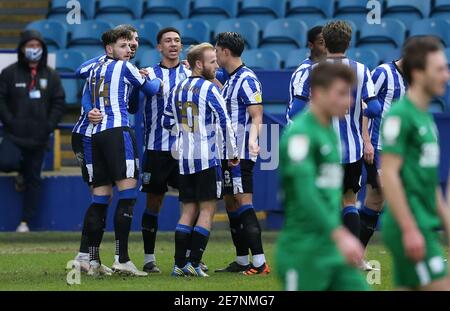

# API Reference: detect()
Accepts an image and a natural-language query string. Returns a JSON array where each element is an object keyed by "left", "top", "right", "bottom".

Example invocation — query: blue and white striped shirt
[
  {"left": 72, "top": 54, "right": 107, "bottom": 137},
  {"left": 292, "top": 57, "right": 376, "bottom": 164},
  {"left": 220, "top": 65, "right": 262, "bottom": 161},
  {"left": 286, "top": 57, "right": 313, "bottom": 122},
  {"left": 86, "top": 58, "right": 148, "bottom": 134},
  {"left": 370, "top": 61, "right": 407, "bottom": 150},
  {"left": 143, "top": 63, "right": 191, "bottom": 151},
  {"left": 163, "top": 77, "right": 238, "bottom": 175}
]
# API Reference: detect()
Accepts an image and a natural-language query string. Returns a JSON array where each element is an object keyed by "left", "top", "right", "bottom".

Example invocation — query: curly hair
[{"left": 322, "top": 21, "right": 352, "bottom": 54}]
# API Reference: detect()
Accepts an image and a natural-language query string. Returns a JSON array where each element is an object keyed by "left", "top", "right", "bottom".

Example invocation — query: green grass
[{"left": 0, "top": 231, "right": 396, "bottom": 291}]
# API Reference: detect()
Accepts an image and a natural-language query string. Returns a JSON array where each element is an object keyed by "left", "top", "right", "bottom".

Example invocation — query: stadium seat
[
  {"left": 346, "top": 48, "right": 380, "bottom": 70},
  {"left": 214, "top": 19, "right": 260, "bottom": 49},
  {"left": 286, "top": 0, "right": 334, "bottom": 28},
  {"left": 409, "top": 19, "right": 450, "bottom": 47},
  {"left": 358, "top": 19, "right": 406, "bottom": 60},
  {"left": 445, "top": 48, "right": 450, "bottom": 66},
  {"left": 129, "top": 20, "right": 161, "bottom": 48},
  {"left": 284, "top": 48, "right": 311, "bottom": 70},
  {"left": 259, "top": 19, "right": 306, "bottom": 60},
  {"left": 431, "top": 0, "right": 450, "bottom": 19},
  {"left": 95, "top": 0, "right": 144, "bottom": 26},
  {"left": 68, "top": 20, "right": 113, "bottom": 59},
  {"left": 238, "top": 0, "right": 286, "bottom": 29},
  {"left": 54, "top": 49, "right": 87, "bottom": 72},
  {"left": 190, "top": 0, "right": 239, "bottom": 31},
  {"left": 334, "top": 0, "right": 371, "bottom": 28},
  {"left": 47, "top": 0, "right": 96, "bottom": 20},
  {"left": 429, "top": 98, "right": 445, "bottom": 113},
  {"left": 382, "top": 48, "right": 402, "bottom": 63},
  {"left": 242, "top": 49, "right": 281, "bottom": 70},
  {"left": 313, "top": 19, "right": 358, "bottom": 47},
  {"left": 135, "top": 48, "right": 162, "bottom": 68},
  {"left": 171, "top": 20, "right": 210, "bottom": 46},
  {"left": 383, "top": 0, "right": 430, "bottom": 29},
  {"left": 25, "top": 20, "right": 67, "bottom": 51},
  {"left": 142, "top": 0, "right": 190, "bottom": 27}
]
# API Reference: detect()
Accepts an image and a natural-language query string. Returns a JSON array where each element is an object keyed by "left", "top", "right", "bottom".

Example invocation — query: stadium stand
[
  {"left": 346, "top": 47, "right": 380, "bottom": 69},
  {"left": 409, "top": 18, "right": 450, "bottom": 47},
  {"left": 259, "top": 18, "right": 306, "bottom": 60},
  {"left": 54, "top": 49, "right": 86, "bottom": 105},
  {"left": 25, "top": 19, "right": 67, "bottom": 51},
  {"left": 47, "top": 0, "right": 96, "bottom": 20},
  {"left": 135, "top": 48, "right": 162, "bottom": 68},
  {"left": 190, "top": 0, "right": 239, "bottom": 31},
  {"left": 333, "top": 0, "right": 371, "bottom": 28},
  {"left": 431, "top": 0, "right": 450, "bottom": 19},
  {"left": 214, "top": 19, "right": 260, "bottom": 49},
  {"left": 242, "top": 49, "right": 282, "bottom": 70},
  {"left": 383, "top": 0, "right": 430, "bottom": 29},
  {"left": 95, "top": 0, "right": 144, "bottom": 26},
  {"left": 284, "top": 48, "right": 311, "bottom": 70},
  {"left": 142, "top": 0, "right": 190, "bottom": 27},
  {"left": 67, "top": 20, "right": 113, "bottom": 59},
  {"left": 238, "top": 0, "right": 286, "bottom": 29},
  {"left": 286, "top": 0, "right": 334, "bottom": 28},
  {"left": 171, "top": 19, "right": 210, "bottom": 45},
  {"left": 129, "top": 20, "right": 161, "bottom": 48}
]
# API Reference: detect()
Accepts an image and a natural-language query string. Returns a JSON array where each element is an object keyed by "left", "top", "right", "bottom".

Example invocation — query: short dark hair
[
  {"left": 215, "top": 32, "right": 245, "bottom": 57},
  {"left": 307, "top": 26, "right": 323, "bottom": 44},
  {"left": 101, "top": 28, "right": 132, "bottom": 48},
  {"left": 402, "top": 36, "right": 443, "bottom": 84},
  {"left": 322, "top": 21, "right": 352, "bottom": 53},
  {"left": 157, "top": 27, "right": 181, "bottom": 43},
  {"left": 310, "top": 62, "right": 355, "bottom": 91},
  {"left": 114, "top": 24, "right": 137, "bottom": 34}
]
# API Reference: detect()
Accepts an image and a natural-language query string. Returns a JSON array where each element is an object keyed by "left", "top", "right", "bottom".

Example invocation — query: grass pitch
[{"left": 0, "top": 231, "right": 400, "bottom": 291}]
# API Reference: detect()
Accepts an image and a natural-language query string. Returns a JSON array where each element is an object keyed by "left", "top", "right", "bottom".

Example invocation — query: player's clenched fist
[{"left": 88, "top": 108, "right": 103, "bottom": 125}]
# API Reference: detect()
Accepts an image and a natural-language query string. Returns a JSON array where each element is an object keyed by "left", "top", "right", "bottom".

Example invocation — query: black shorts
[
  {"left": 221, "top": 159, "right": 255, "bottom": 196},
  {"left": 140, "top": 150, "right": 179, "bottom": 194},
  {"left": 92, "top": 127, "right": 139, "bottom": 188},
  {"left": 71, "top": 132, "right": 93, "bottom": 185},
  {"left": 343, "top": 158, "right": 363, "bottom": 194},
  {"left": 179, "top": 166, "right": 222, "bottom": 203},
  {"left": 365, "top": 149, "right": 381, "bottom": 189}
]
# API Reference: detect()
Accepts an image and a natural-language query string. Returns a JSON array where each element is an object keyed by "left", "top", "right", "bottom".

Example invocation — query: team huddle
[
  {"left": 71, "top": 25, "right": 268, "bottom": 277},
  {"left": 69, "top": 19, "right": 450, "bottom": 290}
]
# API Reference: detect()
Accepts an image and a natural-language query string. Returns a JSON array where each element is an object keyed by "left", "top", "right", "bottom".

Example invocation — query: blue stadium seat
[
  {"left": 383, "top": 0, "right": 430, "bottom": 29},
  {"left": 53, "top": 50, "right": 87, "bottom": 106},
  {"left": 54, "top": 49, "right": 87, "bottom": 72},
  {"left": 259, "top": 19, "right": 306, "bottom": 60},
  {"left": 238, "top": 0, "right": 286, "bottom": 30},
  {"left": 242, "top": 49, "right": 281, "bottom": 70},
  {"left": 445, "top": 48, "right": 450, "bottom": 66},
  {"left": 47, "top": 0, "right": 96, "bottom": 20},
  {"left": 96, "top": 0, "right": 144, "bottom": 25},
  {"left": 142, "top": 0, "right": 190, "bottom": 27},
  {"left": 214, "top": 19, "right": 260, "bottom": 49},
  {"left": 313, "top": 19, "right": 358, "bottom": 47},
  {"left": 358, "top": 19, "right": 406, "bottom": 60},
  {"left": 346, "top": 48, "right": 380, "bottom": 70},
  {"left": 68, "top": 20, "right": 113, "bottom": 59},
  {"left": 129, "top": 20, "right": 161, "bottom": 48},
  {"left": 135, "top": 48, "right": 162, "bottom": 68},
  {"left": 171, "top": 20, "right": 210, "bottom": 45},
  {"left": 429, "top": 98, "right": 445, "bottom": 113},
  {"left": 382, "top": 48, "right": 402, "bottom": 63},
  {"left": 26, "top": 20, "right": 67, "bottom": 51},
  {"left": 286, "top": 0, "right": 334, "bottom": 28},
  {"left": 190, "top": 0, "right": 239, "bottom": 31},
  {"left": 431, "top": 0, "right": 450, "bottom": 19},
  {"left": 409, "top": 19, "right": 450, "bottom": 47},
  {"left": 69, "top": 46, "right": 105, "bottom": 61},
  {"left": 333, "top": 0, "right": 370, "bottom": 29},
  {"left": 284, "top": 48, "right": 311, "bottom": 70}
]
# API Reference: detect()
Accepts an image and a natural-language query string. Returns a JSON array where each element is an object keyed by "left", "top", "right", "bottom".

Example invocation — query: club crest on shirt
[
  {"left": 383, "top": 116, "right": 401, "bottom": 144},
  {"left": 288, "top": 135, "right": 309, "bottom": 162}
]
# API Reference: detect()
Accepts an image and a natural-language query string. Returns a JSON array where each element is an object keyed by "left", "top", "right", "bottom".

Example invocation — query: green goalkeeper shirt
[
  {"left": 278, "top": 110, "right": 343, "bottom": 250},
  {"left": 381, "top": 96, "right": 441, "bottom": 231}
]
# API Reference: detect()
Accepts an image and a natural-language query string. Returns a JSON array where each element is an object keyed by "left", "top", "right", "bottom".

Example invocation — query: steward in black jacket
[{"left": 0, "top": 29, "right": 66, "bottom": 232}]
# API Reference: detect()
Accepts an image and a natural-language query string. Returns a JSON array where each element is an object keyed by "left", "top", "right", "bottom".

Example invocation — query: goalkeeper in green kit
[
  {"left": 276, "top": 62, "right": 369, "bottom": 291},
  {"left": 381, "top": 36, "right": 450, "bottom": 291}
]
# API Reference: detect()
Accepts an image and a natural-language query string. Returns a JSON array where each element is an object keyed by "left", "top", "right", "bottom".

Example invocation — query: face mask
[{"left": 25, "top": 47, "right": 43, "bottom": 62}]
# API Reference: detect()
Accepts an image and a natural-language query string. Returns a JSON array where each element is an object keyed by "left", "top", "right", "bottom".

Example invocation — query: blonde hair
[{"left": 187, "top": 42, "right": 215, "bottom": 70}]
